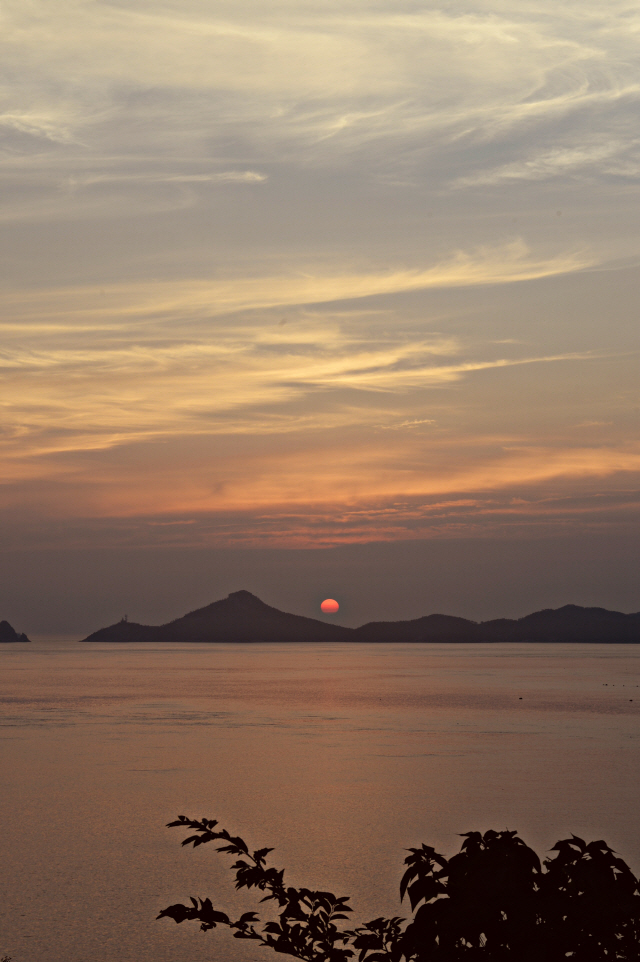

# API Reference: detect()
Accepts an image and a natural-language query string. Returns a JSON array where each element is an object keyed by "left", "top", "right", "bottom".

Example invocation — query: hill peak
[{"left": 227, "top": 590, "right": 265, "bottom": 605}]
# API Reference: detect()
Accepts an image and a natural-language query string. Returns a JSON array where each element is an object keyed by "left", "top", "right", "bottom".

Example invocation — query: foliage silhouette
[{"left": 158, "top": 816, "right": 640, "bottom": 960}]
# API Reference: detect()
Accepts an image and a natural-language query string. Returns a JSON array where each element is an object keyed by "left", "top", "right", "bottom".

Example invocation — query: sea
[{"left": 1, "top": 640, "right": 639, "bottom": 962}]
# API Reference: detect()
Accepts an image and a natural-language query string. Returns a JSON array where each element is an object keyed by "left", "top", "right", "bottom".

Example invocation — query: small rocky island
[
  {"left": 0, "top": 620, "right": 31, "bottom": 643},
  {"left": 80, "top": 590, "right": 640, "bottom": 644}
]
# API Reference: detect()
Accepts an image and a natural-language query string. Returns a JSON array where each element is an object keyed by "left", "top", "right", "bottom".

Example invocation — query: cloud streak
[
  {"left": 3, "top": 1, "right": 640, "bottom": 195},
  {"left": 0, "top": 239, "right": 599, "bottom": 473},
  {"left": 0, "top": 0, "right": 638, "bottom": 549},
  {"left": 0, "top": 239, "right": 594, "bottom": 319}
]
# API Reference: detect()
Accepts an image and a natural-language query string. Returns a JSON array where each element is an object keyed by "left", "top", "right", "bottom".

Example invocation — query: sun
[{"left": 320, "top": 598, "right": 339, "bottom": 613}]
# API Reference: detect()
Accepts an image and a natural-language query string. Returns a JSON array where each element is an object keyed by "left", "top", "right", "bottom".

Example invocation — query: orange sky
[{"left": 1, "top": 0, "right": 639, "bottom": 629}]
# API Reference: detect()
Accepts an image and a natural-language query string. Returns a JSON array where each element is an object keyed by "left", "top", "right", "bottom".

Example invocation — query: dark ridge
[
  {"left": 352, "top": 613, "right": 479, "bottom": 643},
  {"left": 81, "top": 590, "right": 353, "bottom": 643},
  {"left": 79, "top": 593, "right": 640, "bottom": 644},
  {"left": 0, "top": 620, "right": 30, "bottom": 643},
  {"left": 79, "top": 620, "right": 162, "bottom": 644},
  {"left": 480, "top": 604, "right": 640, "bottom": 643},
  {"left": 357, "top": 604, "right": 640, "bottom": 644}
]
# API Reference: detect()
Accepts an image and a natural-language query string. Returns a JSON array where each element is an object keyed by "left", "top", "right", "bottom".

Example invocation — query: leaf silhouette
[{"left": 158, "top": 816, "right": 640, "bottom": 960}]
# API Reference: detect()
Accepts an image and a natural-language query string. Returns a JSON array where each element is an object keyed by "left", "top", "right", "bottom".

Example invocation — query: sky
[{"left": 1, "top": 0, "right": 639, "bottom": 634}]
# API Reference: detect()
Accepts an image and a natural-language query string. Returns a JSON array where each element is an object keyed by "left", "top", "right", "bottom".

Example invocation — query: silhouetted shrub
[{"left": 158, "top": 816, "right": 640, "bottom": 960}]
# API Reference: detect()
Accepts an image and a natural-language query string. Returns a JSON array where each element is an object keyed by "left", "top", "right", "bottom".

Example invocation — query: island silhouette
[
  {"left": 0, "top": 620, "right": 30, "bottom": 643},
  {"left": 79, "top": 590, "right": 640, "bottom": 643}
]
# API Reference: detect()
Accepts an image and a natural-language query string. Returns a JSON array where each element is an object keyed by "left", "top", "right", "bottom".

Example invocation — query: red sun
[{"left": 320, "top": 598, "right": 339, "bottom": 613}]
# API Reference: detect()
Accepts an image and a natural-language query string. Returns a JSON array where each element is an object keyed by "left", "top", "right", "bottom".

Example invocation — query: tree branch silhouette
[{"left": 158, "top": 816, "right": 640, "bottom": 960}]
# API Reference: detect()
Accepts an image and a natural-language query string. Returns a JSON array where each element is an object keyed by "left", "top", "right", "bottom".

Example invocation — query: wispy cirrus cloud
[
  {"left": 1, "top": 0, "right": 639, "bottom": 554},
  {"left": 453, "top": 141, "right": 636, "bottom": 187},
  {"left": 0, "top": 238, "right": 596, "bottom": 460},
  {"left": 64, "top": 170, "right": 267, "bottom": 188},
  {"left": 3, "top": 0, "right": 640, "bottom": 189},
  {"left": 0, "top": 239, "right": 594, "bottom": 318}
]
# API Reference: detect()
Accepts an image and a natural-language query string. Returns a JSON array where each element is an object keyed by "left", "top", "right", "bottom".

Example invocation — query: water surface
[{"left": 1, "top": 641, "right": 639, "bottom": 961}]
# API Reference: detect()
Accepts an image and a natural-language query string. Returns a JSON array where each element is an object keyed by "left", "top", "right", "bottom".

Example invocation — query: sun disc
[{"left": 320, "top": 598, "right": 339, "bottom": 613}]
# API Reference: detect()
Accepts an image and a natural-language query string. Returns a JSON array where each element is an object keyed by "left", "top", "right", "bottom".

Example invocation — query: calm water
[{"left": 1, "top": 641, "right": 639, "bottom": 962}]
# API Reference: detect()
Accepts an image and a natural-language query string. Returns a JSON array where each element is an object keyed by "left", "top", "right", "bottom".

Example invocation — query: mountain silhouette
[
  {"left": 0, "top": 620, "right": 30, "bottom": 643},
  {"left": 80, "top": 592, "right": 640, "bottom": 643},
  {"left": 356, "top": 604, "right": 640, "bottom": 644},
  {"left": 353, "top": 612, "right": 479, "bottom": 644},
  {"left": 482, "top": 604, "right": 640, "bottom": 643},
  {"left": 81, "top": 590, "right": 353, "bottom": 643}
]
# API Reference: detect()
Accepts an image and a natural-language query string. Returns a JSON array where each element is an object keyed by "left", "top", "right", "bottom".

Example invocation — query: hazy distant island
[
  {"left": 79, "top": 590, "right": 640, "bottom": 644},
  {"left": 0, "top": 620, "right": 30, "bottom": 643}
]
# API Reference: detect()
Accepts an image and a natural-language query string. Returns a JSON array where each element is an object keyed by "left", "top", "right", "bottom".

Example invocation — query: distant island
[
  {"left": 0, "top": 620, "right": 30, "bottom": 643},
  {"left": 79, "top": 590, "right": 640, "bottom": 644}
]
